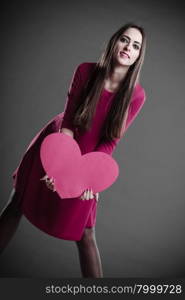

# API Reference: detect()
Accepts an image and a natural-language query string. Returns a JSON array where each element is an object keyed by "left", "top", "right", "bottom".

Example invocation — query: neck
[
  {"left": 104, "top": 63, "right": 129, "bottom": 92},
  {"left": 110, "top": 63, "right": 129, "bottom": 83}
]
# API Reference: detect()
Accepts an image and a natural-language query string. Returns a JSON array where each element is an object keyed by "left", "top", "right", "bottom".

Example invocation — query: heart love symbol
[{"left": 40, "top": 133, "right": 119, "bottom": 199}]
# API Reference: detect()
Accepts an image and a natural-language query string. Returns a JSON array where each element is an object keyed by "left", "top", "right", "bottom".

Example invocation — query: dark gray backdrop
[{"left": 0, "top": 0, "right": 185, "bottom": 278}]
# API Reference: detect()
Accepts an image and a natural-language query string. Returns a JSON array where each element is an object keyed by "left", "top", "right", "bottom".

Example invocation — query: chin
[{"left": 117, "top": 57, "right": 129, "bottom": 67}]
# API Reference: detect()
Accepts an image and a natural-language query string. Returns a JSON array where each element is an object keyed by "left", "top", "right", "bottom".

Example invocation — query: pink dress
[{"left": 12, "top": 62, "right": 146, "bottom": 241}]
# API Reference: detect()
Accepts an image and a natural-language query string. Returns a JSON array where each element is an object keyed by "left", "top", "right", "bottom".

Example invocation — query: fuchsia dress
[{"left": 12, "top": 62, "right": 146, "bottom": 241}]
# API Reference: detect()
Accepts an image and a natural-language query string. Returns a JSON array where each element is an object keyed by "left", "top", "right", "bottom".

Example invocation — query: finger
[
  {"left": 90, "top": 188, "right": 94, "bottom": 199},
  {"left": 84, "top": 190, "right": 88, "bottom": 200},
  {"left": 46, "top": 182, "right": 54, "bottom": 190},
  {"left": 86, "top": 189, "right": 90, "bottom": 200},
  {"left": 40, "top": 175, "right": 48, "bottom": 181},
  {"left": 50, "top": 181, "right": 56, "bottom": 192},
  {"left": 46, "top": 180, "right": 53, "bottom": 186},
  {"left": 95, "top": 193, "right": 99, "bottom": 202},
  {"left": 48, "top": 178, "right": 52, "bottom": 182},
  {"left": 80, "top": 191, "right": 85, "bottom": 200},
  {"left": 51, "top": 179, "right": 56, "bottom": 189},
  {"left": 45, "top": 176, "right": 50, "bottom": 183},
  {"left": 46, "top": 185, "right": 52, "bottom": 190},
  {"left": 80, "top": 192, "right": 83, "bottom": 200}
]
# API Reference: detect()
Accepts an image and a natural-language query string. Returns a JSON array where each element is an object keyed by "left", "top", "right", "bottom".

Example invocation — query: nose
[{"left": 124, "top": 42, "right": 131, "bottom": 51}]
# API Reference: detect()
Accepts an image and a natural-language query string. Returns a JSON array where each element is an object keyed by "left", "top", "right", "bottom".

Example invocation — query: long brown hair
[{"left": 73, "top": 22, "right": 146, "bottom": 143}]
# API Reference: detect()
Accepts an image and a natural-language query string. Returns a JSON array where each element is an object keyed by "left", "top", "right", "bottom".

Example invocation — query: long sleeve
[
  {"left": 61, "top": 64, "right": 84, "bottom": 131},
  {"left": 94, "top": 86, "right": 146, "bottom": 156}
]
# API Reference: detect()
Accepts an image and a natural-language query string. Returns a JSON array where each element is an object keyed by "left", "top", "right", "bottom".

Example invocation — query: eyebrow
[{"left": 121, "top": 34, "right": 141, "bottom": 45}]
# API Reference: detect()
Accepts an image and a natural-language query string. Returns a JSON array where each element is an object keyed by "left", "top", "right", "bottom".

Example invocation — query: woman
[{"left": 0, "top": 22, "right": 146, "bottom": 278}]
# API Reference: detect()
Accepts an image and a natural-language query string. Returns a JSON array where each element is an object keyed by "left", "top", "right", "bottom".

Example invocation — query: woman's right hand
[{"left": 40, "top": 174, "right": 56, "bottom": 192}]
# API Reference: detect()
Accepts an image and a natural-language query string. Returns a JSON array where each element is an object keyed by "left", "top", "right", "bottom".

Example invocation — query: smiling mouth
[{"left": 119, "top": 51, "right": 130, "bottom": 58}]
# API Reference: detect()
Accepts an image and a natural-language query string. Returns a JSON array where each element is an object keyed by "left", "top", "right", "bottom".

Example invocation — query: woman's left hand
[{"left": 80, "top": 188, "right": 99, "bottom": 202}]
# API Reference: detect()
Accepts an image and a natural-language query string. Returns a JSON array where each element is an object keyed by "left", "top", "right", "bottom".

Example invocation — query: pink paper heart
[{"left": 40, "top": 133, "right": 119, "bottom": 198}]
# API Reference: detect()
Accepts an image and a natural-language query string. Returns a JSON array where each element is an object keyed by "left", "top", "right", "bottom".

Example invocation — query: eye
[
  {"left": 133, "top": 44, "right": 140, "bottom": 50},
  {"left": 120, "top": 36, "right": 128, "bottom": 43}
]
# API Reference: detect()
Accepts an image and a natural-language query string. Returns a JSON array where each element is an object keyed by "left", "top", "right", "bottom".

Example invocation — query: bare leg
[
  {"left": 75, "top": 227, "right": 103, "bottom": 278},
  {"left": 0, "top": 188, "right": 23, "bottom": 255}
]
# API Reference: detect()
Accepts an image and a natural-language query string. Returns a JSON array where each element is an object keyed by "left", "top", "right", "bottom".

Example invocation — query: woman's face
[{"left": 113, "top": 27, "right": 143, "bottom": 67}]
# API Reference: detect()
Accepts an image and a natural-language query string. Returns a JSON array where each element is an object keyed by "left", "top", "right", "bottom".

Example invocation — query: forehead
[{"left": 121, "top": 27, "right": 142, "bottom": 44}]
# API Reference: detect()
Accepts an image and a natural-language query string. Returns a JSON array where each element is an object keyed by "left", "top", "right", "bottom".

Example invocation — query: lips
[{"left": 120, "top": 51, "right": 130, "bottom": 58}]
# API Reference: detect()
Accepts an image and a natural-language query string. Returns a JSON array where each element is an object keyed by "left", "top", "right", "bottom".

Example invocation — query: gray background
[{"left": 0, "top": 0, "right": 185, "bottom": 278}]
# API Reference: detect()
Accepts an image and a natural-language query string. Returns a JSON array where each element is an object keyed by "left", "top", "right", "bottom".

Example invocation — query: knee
[
  {"left": 76, "top": 227, "right": 96, "bottom": 247},
  {"left": 8, "top": 189, "right": 22, "bottom": 216}
]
